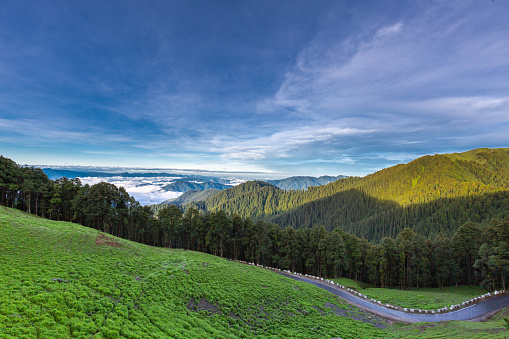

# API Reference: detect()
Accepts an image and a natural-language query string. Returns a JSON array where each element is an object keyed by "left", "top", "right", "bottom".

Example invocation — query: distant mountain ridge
[
  {"left": 149, "top": 189, "right": 221, "bottom": 215},
  {"left": 162, "top": 180, "right": 231, "bottom": 192},
  {"left": 267, "top": 175, "right": 346, "bottom": 190},
  {"left": 42, "top": 167, "right": 347, "bottom": 195},
  {"left": 42, "top": 168, "right": 120, "bottom": 180},
  {"left": 162, "top": 189, "right": 220, "bottom": 205}
]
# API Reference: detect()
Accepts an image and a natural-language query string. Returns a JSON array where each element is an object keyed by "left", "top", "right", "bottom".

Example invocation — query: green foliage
[
  {"left": 474, "top": 218, "right": 509, "bottom": 291},
  {"left": 3, "top": 153, "right": 509, "bottom": 291}
]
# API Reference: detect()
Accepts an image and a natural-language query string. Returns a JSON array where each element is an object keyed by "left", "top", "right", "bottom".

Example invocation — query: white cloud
[
  {"left": 75, "top": 174, "right": 254, "bottom": 205},
  {"left": 252, "top": 1, "right": 509, "bottom": 164},
  {"left": 370, "top": 152, "right": 425, "bottom": 162},
  {"left": 215, "top": 125, "right": 375, "bottom": 161},
  {"left": 374, "top": 23, "right": 404, "bottom": 38},
  {"left": 424, "top": 96, "right": 509, "bottom": 113}
]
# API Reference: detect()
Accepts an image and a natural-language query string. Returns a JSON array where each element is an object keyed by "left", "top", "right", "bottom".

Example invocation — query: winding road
[{"left": 280, "top": 272, "right": 509, "bottom": 322}]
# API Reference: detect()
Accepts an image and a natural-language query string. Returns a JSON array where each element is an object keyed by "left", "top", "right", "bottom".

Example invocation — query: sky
[{"left": 1, "top": 0, "right": 509, "bottom": 177}]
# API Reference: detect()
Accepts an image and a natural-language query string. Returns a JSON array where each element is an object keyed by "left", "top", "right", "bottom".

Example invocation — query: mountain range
[
  {"left": 149, "top": 176, "right": 346, "bottom": 213},
  {"left": 162, "top": 180, "right": 230, "bottom": 192},
  {"left": 39, "top": 148, "right": 509, "bottom": 242},
  {"left": 183, "top": 148, "right": 509, "bottom": 241},
  {"left": 41, "top": 167, "right": 347, "bottom": 197}
]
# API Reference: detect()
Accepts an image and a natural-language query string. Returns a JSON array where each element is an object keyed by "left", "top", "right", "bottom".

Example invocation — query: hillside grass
[
  {"left": 361, "top": 285, "right": 489, "bottom": 311},
  {"left": 0, "top": 206, "right": 387, "bottom": 338},
  {"left": 329, "top": 277, "right": 488, "bottom": 311},
  {"left": 330, "top": 277, "right": 366, "bottom": 290},
  {"left": 389, "top": 307, "right": 509, "bottom": 338}
]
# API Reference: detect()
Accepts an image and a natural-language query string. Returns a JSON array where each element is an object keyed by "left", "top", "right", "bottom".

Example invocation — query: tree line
[
  {"left": 161, "top": 209, "right": 508, "bottom": 292},
  {"left": 1, "top": 155, "right": 508, "bottom": 291}
]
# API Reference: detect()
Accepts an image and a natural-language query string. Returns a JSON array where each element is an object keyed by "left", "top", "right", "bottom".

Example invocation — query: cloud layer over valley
[{"left": 78, "top": 177, "right": 184, "bottom": 206}]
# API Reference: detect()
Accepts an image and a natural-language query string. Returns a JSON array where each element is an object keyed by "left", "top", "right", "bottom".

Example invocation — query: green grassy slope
[
  {"left": 362, "top": 285, "right": 488, "bottom": 311},
  {"left": 390, "top": 308, "right": 509, "bottom": 339},
  {"left": 0, "top": 206, "right": 388, "bottom": 339},
  {"left": 330, "top": 277, "right": 488, "bottom": 311}
]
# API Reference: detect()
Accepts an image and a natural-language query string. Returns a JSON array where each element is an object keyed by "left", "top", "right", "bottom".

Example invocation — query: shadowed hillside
[{"left": 269, "top": 189, "right": 509, "bottom": 241}]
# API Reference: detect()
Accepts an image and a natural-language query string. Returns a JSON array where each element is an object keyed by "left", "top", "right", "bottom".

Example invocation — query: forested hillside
[
  {"left": 270, "top": 189, "right": 509, "bottom": 241},
  {"left": 149, "top": 189, "right": 220, "bottom": 215},
  {"left": 190, "top": 148, "right": 509, "bottom": 240},
  {"left": 2, "top": 153, "right": 509, "bottom": 292},
  {"left": 162, "top": 180, "right": 230, "bottom": 192}
]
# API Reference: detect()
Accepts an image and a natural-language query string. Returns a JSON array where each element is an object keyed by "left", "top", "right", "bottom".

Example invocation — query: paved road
[{"left": 280, "top": 272, "right": 509, "bottom": 322}]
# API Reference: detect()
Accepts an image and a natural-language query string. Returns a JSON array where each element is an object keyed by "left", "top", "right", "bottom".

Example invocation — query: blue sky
[{"left": 1, "top": 0, "right": 508, "bottom": 176}]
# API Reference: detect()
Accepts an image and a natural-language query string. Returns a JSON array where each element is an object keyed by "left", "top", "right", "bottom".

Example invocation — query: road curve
[{"left": 279, "top": 272, "right": 509, "bottom": 322}]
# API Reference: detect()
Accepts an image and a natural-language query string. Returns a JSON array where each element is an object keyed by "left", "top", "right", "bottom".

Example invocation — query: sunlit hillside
[{"left": 0, "top": 206, "right": 387, "bottom": 338}]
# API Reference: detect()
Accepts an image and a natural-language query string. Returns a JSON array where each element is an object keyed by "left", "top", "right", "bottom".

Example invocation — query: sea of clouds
[
  {"left": 78, "top": 176, "right": 184, "bottom": 205},
  {"left": 38, "top": 165, "right": 284, "bottom": 206}
]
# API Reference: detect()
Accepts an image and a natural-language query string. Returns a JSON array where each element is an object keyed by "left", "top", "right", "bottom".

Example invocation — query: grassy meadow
[
  {"left": 389, "top": 308, "right": 509, "bottom": 338},
  {"left": 0, "top": 206, "right": 387, "bottom": 338},
  {"left": 331, "top": 277, "right": 488, "bottom": 311},
  {"left": 330, "top": 277, "right": 365, "bottom": 291},
  {"left": 361, "top": 285, "right": 489, "bottom": 311},
  {"left": 1, "top": 206, "right": 508, "bottom": 338}
]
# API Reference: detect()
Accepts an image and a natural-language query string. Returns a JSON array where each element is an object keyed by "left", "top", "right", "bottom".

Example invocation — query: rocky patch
[
  {"left": 95, "top": 233, "right": 121, "bottom": 247},
  {"left": 187, "top": 297, "right": 220, "bottom": 316}
]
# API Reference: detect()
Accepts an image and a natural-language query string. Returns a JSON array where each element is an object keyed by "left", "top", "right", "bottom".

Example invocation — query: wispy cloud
[
  {"left": 214, "top": 125, "right": 375, "bottom": 161},
  {"left": 414, "top": 96, "right": 509, "bottom": 119},
  {"left": 0, "top": 118, "right": 134, "bottom": 145},
  {"left": 375, "top": 23, "right": 404, "bottom": 38},
  {"left": 257, "top": 1, "right": 509, "bottom": 152}
]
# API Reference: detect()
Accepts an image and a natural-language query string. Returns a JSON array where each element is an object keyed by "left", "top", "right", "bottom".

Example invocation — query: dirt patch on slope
[
  {"left": 95, "top": 233, "right": 121, "bottom": 247},
  {"left": 187, "top": 298, "right": 220, "bottom": 316},
  {"left": 324, "top": 303, "right": 390, "bottom": 329}
]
